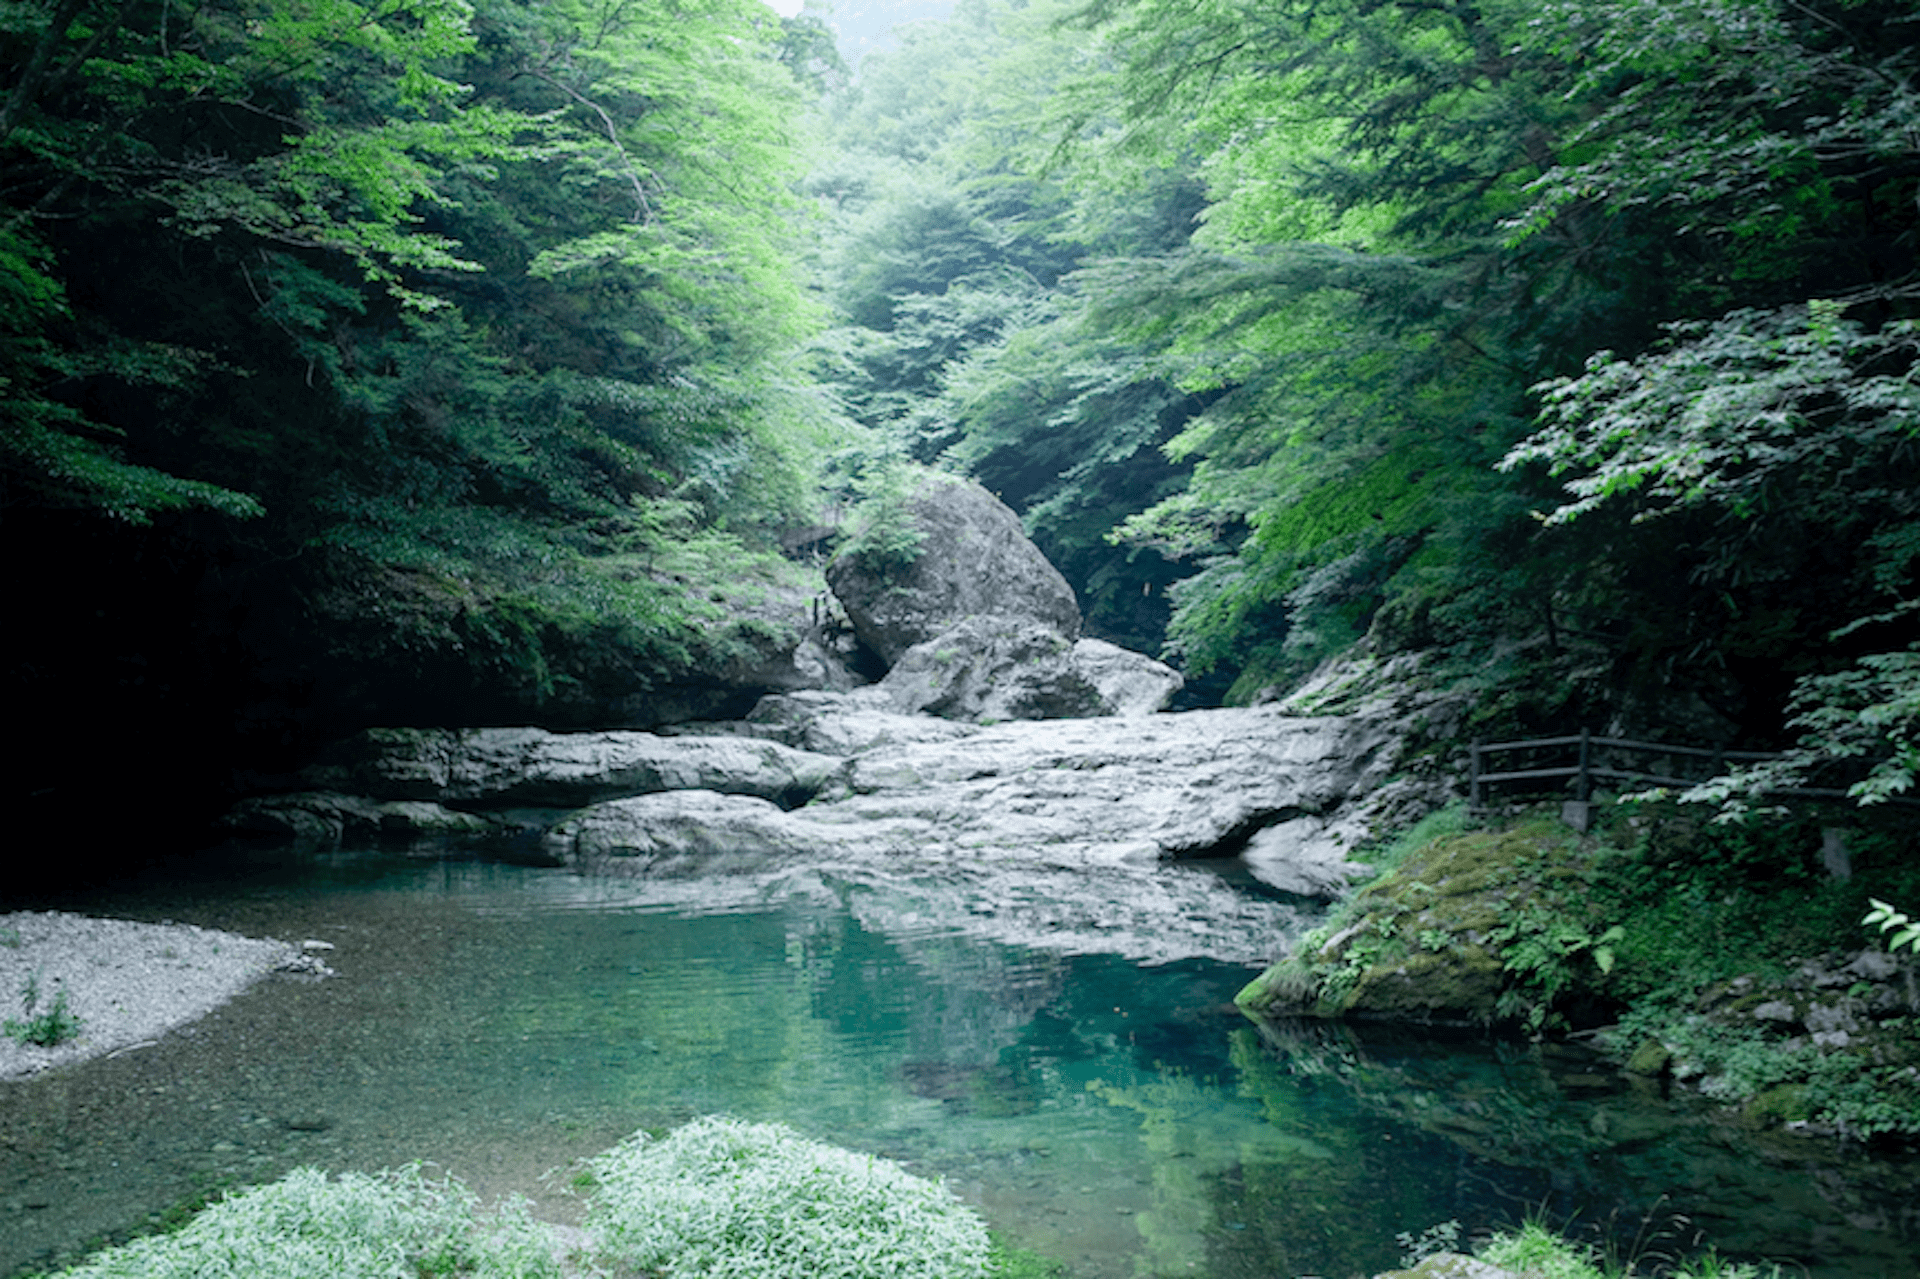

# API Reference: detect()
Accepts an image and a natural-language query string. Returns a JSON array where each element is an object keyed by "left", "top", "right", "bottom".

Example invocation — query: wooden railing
[
  {"left": 1469, "top": 729, "right": 1777, "bottom": 809},
  {"left": 1468, "top": 729, "right": 1919, "bottom": 809}
]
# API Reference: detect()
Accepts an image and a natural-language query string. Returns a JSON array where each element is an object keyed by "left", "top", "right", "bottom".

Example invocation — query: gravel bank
[{"left": 0, "top": 911, "right": 327, "bottom": 1080}]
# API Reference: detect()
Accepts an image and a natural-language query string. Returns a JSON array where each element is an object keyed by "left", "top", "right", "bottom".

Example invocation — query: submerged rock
[{"left": 1372, "top": 1256, "right": 1522, "bottom": 1279}]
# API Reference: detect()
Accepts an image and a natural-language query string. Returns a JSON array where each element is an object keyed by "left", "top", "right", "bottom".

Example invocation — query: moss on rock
[
  {"left": 1624, "top": 1038, "right": 1671, "bottom": 1077},
  {"left": 1239, "top": 815, "right": 1621, "bottom": 1029}
]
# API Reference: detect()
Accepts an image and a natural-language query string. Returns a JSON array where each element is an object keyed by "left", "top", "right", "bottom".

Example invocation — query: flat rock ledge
[
  {"left": 0, "top": 912, "right": 325, "bottom": 1080},
  {"left": 228, "top": 696, "right": 1413, "bottom": 923}
]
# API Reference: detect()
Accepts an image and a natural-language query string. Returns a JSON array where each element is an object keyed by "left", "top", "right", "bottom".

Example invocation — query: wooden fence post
[
  {"left": 1577, "top": 727, "right": 1591, "bottom": 802},
  {"left": 1470, "top": 737, "right": 1483, "bottom": 810}
]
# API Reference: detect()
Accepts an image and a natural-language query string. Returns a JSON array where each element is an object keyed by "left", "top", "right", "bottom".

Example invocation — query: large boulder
[
  {"left": 547, "top": 791, "right": 831, "bottom": 873},
  {"left": 879, "top": 618, "right": 1102, "bottom": 722},
  {"left": 877, "top": 622, "right": 1185, "bottom": 723},
  {"left": 300, "top": 726, "right": 842, "bottom": 809},
  {"left": 1067, "top": 639, "right": 1184, "bottom": 716},
  {"left": 745, "top": 690, "right": 981, "bottom": 756},
  {"left": 826, "top": 475, "right": 1080, "bottom": 667}
]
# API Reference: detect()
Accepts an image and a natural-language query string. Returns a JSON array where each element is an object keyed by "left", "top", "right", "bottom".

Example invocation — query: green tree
[
  {"left": 1488, "top": 0, "right": 1920, "bottom": 793},
  {"left": 1053, "top": 0, "right": 1919, "bottom": 719},
  {"left": 2, "top": 0, "right": 841, "bottom": 850}
]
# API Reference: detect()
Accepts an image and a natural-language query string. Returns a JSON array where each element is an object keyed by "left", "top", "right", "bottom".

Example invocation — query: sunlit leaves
[
  {"left": 1509, "top": 0, "right": 1920, "bottom": 260},
  {"left": 1504, "top": 303, "right": 1920, "bottom": 526},
  {"left": 1863, "top": 898, "right": 1920, "bottom": 954},
  {"left": 507, "top": 0, "right": 817, "bottom": 358}
]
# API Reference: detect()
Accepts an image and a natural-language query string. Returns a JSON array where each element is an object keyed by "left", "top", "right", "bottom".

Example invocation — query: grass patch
[
  {"left": 1473, "top": 1217, "right": 1792, "bottom": 1279},
  {"left": 986, "top": 1234, "right": 1067, "bottom": 1279},
  {"left": 29, "top": 1118, "right": 1033, "bottom": 1279},
  {"left": 1353, "top": 799, "right": 1473, "bottom": 874},
  {"left": 587, "top": 1116, "right": 989, "bottom": 1279},
  {"left": 4, "top": 973, "right": 83, "bottom": 1048},
  {"left": 40, "top": 1165, "right": 557, "bottom": 1279}
]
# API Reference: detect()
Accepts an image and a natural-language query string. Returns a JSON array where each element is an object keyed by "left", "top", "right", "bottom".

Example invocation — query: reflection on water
[{"left": 2, "top": 849, "right": 1915, "bottom": 1278}]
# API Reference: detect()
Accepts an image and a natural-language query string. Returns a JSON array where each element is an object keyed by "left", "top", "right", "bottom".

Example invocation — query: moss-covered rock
[
  {"left": 1337, "top": 946, "right": 1507, "bottom": 1023},
  {"left": 1743, "top": 1083, "right": 1814, "bottom": 1130},
  {"left": 1624, "top": 1038, "right": 1670, "bottom": 1077},
  {"left": 1242, "top": 800, "right": 1920, "bottom": 1140},
  {"left": 1239, "top": 816, "right": 1621, "bottom": 1029}
]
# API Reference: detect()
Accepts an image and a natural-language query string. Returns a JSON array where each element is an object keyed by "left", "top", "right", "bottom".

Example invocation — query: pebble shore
[{"left": 0, "top": 911, "right": 325, "bottom": 1080}]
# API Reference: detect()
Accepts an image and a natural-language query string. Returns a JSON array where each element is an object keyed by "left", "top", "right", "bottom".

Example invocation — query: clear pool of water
[{"left": 3, "top": 848, "right": 1915, "bottom": 1278}]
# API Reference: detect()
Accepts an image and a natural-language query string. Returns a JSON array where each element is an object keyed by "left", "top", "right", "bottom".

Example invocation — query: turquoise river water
[{"left": 3, "top": 846, "right": 1916, "bottom": 1278}]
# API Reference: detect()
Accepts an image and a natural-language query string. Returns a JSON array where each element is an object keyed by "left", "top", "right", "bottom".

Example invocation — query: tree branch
[{"left": 517, "top": 64, "right": 656, "bottom": 223}]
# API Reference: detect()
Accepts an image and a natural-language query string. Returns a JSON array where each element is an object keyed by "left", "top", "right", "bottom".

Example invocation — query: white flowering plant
[
  {"left": 49, "top": 1165, "right": 558, "bottom": 1279},
  {"left": 585, "top": 1116, "right": 991, "bottom": 1279}
]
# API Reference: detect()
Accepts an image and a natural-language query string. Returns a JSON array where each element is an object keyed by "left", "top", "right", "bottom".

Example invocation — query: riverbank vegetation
[
  {"left": 30, "top": 1118, "right": 1016, "bottom": 1279},
  {"left": 18, "top": 1117, "right": 1801, "bottom": 1279},
  {"left": 1471, "top": 1217, "right": 1788, "bottom": 1279},
  {"left": 1240, "top": 801, "right": 1920, "bottom": 1138}
]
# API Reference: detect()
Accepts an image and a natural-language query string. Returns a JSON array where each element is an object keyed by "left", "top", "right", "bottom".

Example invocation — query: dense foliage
[
  {"left": 0, "top": 0, "right": 846, "bottom": 843},
  {"left": 811, "top": 0, "right": 1920, "bottom": 792},
  {"left": 8, "top": 0, "right": 1918, "bottom": 840}
]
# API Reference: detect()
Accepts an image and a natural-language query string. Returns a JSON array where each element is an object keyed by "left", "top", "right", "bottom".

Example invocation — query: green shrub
[
  {"left": 835, "top": 459, "right": 935, "bottom": 575},
  {"left": 5, "top": 973, "right": 84, "bottom": 1048},
  {"left": 586, "top": 1116, "right": 990, "bottom": 1279},
  {"left": 1472, "top": 1217, "right": 1789, "bottom": 1279},
  {"left": 47, "top": 1165, "right": 557, "bottom": 1279}
]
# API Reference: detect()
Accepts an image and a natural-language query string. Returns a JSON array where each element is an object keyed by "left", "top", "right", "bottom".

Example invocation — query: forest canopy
[
  {"left": 3, "top": 0, "right": 1916, "bottom": 830},
  {"left": 808, "top": 0, "right": 1918, "bottom": 796}
]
